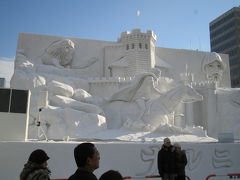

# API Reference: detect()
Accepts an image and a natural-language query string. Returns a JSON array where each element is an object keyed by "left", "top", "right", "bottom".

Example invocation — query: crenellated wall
[{"left": 118, "top": 29, "right": 157, "bottom": 76}]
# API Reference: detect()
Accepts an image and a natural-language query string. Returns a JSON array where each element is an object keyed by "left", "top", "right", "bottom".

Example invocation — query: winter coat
[
  {"left": 20, "top": 161, "right": 51, "bottom": 180},
  {"left": 68, "top": 169, "right": 98, "bottom": 180},
  {"left": 176, "top": 150, "right": 187, "bottom": 176},
  {"left": 157, "top": 145, "right": 177, "bottom": 176}
]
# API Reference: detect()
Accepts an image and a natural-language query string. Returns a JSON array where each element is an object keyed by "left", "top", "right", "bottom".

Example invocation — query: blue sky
[{"left": 0, "top": 0, "right": 239, "bottom": 59}]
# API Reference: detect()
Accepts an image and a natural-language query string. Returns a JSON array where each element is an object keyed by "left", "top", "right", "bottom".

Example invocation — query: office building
[{"left": 210, "top": 7, "right": 240, "bottom": 87}]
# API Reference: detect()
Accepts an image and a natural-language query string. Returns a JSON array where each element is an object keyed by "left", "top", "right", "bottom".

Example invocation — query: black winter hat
[{"left": 28, "top": 149, "right": 50, "bottom": 164}]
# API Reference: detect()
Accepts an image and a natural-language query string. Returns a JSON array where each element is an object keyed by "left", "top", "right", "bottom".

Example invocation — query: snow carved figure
[
  {"left": 202, "top": 52, "right": 226, "bottom": 84},
  {"left": 104, "top": 82, "right": 203, "bottom": 132},
  {"left": 41, "top": 39, "right": 75, "bottom": 68}
]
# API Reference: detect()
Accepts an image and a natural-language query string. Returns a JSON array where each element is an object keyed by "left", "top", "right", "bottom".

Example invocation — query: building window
[
  {"left": 0, "top": 78, "right": 5, "bottom": 88},
  {"left": 210, "top": 12, "right": 235, "bottom": 30},
  {"left": 145, "top": 44, "right": 148, "bottom": 49},
  {"left": 132, "top": 43, "right": 134, "bottom": 49},
  {"left": 139, "top": 43, "right": 142, "bottom": 49},
  {"left": 126, "top": 44, "right": 129, "bottom": 50}
]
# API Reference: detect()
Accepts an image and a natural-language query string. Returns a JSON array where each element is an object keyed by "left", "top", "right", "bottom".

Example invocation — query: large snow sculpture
[
  {"left": 11, "top": 48, "right": 107, "bottom": 140},
  {"left": 104, "top": 82, "right": 203, "bottom": 132},
  {"left": 10, "top": 30, "right": 240, "bottom": 140}
]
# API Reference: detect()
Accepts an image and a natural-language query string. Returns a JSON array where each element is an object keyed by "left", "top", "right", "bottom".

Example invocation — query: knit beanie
[
  {"left": 174, "top": 143, "right": 181, "bottom": 148},
  {"left": 28, "top": 149, "right": 50, "bottom": 164}
]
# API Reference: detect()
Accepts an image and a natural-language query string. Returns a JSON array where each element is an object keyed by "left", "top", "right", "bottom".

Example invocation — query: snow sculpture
[
  {"left": 202, "top": 52, "right": 226, "bottom": 85},
  {"left": 40, "top": 77, "right": 106, "bottom": 139},
  {"left": 109, "top": 69, "right": 162, "bottom": 102},
  {"left": 40, "top": 38, "right": 99, "bottom": 72},
  {"left": 41, "top": 39, "right": 75, "bottom": 68},
  {"left": 114, "top": 29, "right": 157, "bottom": 77},
  {"left": 10, "top": 30, "right": 240, "bottom": 140},
  {"left": 215, "top": 88, "right": 240, "bottom": 138},
  {"left": 105, "top": 82, "right": 203, "bottom": 132},
  {"left": 11, "top": 48, "right": 106, "bottom": 140}
]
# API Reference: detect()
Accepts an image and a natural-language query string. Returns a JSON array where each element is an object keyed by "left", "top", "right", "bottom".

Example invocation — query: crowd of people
[{"left": 20, "top": 138, "right": 187, "bottom": 180}]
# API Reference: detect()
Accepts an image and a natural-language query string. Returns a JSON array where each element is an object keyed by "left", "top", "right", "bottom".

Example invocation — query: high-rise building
[{"left": 210, "top": 7, "right": 240, "bottom": 87}]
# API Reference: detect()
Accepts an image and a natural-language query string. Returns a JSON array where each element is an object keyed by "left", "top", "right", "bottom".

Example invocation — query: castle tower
[{"left": 119, "top": 29, "right": 157, "bottom": 77}]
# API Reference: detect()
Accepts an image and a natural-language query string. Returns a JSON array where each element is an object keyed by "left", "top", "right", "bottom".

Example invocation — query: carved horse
[{"left": 103, "top": 83, "right": 203, "bottom": 131}]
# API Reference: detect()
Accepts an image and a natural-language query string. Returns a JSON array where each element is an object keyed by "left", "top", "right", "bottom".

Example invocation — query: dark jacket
[
  {"left": 176, "top": 150, "right": 187, "bottom": 176},
  {"left": 157, "top": 145, "right": 177, "bottom": 176},
  {"left": 20, "top": 161, "right": 51, "bottom": 180},
  {"left": 68, "top": 169, "right": 98, "bottom": 180}
]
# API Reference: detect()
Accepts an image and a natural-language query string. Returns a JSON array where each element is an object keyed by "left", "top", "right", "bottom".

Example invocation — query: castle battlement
[
  {"left": 192, "top": 81, "right": 216, "bottom": 89},
  {"left": 119, "top": 29, "right": 157, "bottom": 43},
  {"left": 88, "top": 77, "right": 132, "bottom": 84}
]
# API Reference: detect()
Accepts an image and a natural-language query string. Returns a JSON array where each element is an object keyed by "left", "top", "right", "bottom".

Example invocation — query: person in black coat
[
  {"left": 174, "top": 143, "right": 187, "bottom": 180},
  {"left": 68, "top": 143, "right": 100, "bottom": 180},
  {"left": 20, "top": 149, "right": 51, "bottom": 180},
  {"left": 157, "top": 138, "right": 177, "bottom": 180}
]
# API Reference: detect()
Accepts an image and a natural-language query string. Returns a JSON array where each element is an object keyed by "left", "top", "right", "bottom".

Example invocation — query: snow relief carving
[
  {"left": 202, "top": 52, "right": 226, "bottom": 85},
  {"left": 104, "top": 80, "right": 203, "bottom": 132},
  {"left": 10, "top": 30, "right": 240, "bottom": 141},
  {"left": 212, "top": 148, "right": 232, "bottom": 169},
  {"left": 137, "top": 145, "right": 160, "bottom": 176},
  {"left": 41, "top": 39, "right": 75, "bottom": 68},
  {"left": 185, "top": 148, "right": 202, "bottom": 171}
]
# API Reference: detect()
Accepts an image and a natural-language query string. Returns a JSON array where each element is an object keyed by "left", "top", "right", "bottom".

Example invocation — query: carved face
[
  {"left": 58, "top": 40, "right": 75, "bottom": 67},
  {"left": 204, "top": 60, "right": 223, "bottom": 82},
  {"left": 45, "top": 39, "right": 75, "bottom": 67},
  {"left": 202, "top": 52, "right": 225, "bottom": 83}
]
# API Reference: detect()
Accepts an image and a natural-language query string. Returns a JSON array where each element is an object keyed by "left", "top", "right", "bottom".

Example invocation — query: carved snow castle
[
  {"left": 9, "top": 29, "right": 240, "bottom": 140},
  {"left": 112, "top": 29, "right": 157, "bottom": 77}
]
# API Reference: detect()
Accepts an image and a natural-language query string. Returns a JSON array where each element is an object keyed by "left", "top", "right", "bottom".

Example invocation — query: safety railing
[
  {"left": 205, "top": 173, "right": 240, "bottom": 180},
  {"left": 123, "top": 175, "right": 191, "bottom": 180}
]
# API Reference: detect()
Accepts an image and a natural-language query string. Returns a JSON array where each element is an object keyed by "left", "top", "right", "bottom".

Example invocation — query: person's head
[
  {"left": 163, "top": 137, "right": 171, "bottom": 147},
  {"left": 99, "top": 170, "right": 123, "bottom": 180},
  {"left": 174, "top": 143, "right": 181, "bottom": 152},
  {"left": 74, "top": 143, "right": 100, "bottom": 171},
  {"left": 28, "top": 149, "right": 50, "bottom": 168}
]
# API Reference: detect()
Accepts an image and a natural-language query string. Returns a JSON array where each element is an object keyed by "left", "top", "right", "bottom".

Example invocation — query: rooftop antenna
[
  {"left": 198, "top": 37, "right": 202, "bottom": 51},
  {"left": 185, "top": 63, "right": 189, "bottom": 75},
  {"left": 180, "top": 63, "right": 194, "bottom": 85}
]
